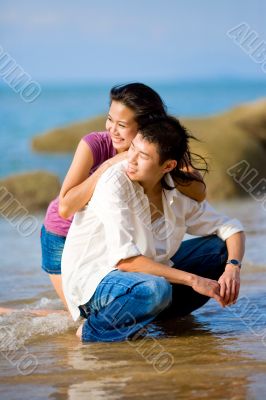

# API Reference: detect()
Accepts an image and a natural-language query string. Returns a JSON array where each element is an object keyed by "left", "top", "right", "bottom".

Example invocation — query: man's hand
[
  {"left": 191, "top": 275, "right": 225, "bottom": 308},
  {"left": 218, "top": 265, "right": 240, "bottom": 306}
]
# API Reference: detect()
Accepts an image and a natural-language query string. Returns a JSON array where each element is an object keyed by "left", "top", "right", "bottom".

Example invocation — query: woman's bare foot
[
  {"left": 27, "top": 309, "right": 69, "bottom": 317},
  {"left": 0, "top": 307, "right": 16, "bottom": 315},
  {"left": 76, "top": 323, "right": 84, "bottom": 340},
  {"left": 0, "top": 307, "right": 69, "bottom": 317}
]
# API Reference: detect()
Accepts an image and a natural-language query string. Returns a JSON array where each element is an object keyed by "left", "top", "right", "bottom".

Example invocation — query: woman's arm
[
  {"left": 58, "top": 139, "right": 126, "bottom": 219},
  {"left": 117, "top": 255, "right": 225, "bottom": 307},
  {"left": 176, "top": 165, "right": 206, "bottom": 202}
]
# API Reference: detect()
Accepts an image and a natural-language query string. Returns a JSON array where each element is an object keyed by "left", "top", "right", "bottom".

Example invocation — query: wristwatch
[{"left": 226, "top": 259, "right": 242, "bottom": 268}]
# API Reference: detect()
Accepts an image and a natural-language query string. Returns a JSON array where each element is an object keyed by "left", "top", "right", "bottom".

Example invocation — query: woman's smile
[{"left": 111, "top": 135, "right": 124, "bottom": 144}]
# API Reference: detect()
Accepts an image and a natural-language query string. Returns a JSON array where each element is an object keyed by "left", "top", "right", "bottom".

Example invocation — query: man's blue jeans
[{"left": 81, "top": 235, "right": 228, "bottom": 342}]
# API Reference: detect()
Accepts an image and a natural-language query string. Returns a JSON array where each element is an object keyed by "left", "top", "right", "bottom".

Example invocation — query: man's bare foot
[{"left": 76, "top": 323, "right": 83, "bottom": 340}]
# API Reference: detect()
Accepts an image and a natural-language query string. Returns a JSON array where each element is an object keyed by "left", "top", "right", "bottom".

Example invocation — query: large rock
[
  {"left": 0, "top": 171, "right": 60, "bottom": 215},
  {"left": 31, "top": 99, "right": 266, "bottom": 200},
  {"left": 182, "top": 99, "right": 266, "bottom": 199},
  {"left": 32, "top": 115, "right": 106, "bottom": 152}
]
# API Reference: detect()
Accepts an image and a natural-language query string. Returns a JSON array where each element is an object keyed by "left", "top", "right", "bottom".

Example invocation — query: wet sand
[{"left": 0, "top": 200, "right": 266, "bottom": 399}]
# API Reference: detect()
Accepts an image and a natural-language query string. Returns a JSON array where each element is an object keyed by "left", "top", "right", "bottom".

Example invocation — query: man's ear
[{"left": 162, "top": 160, "right": 177, "bottom": 174}]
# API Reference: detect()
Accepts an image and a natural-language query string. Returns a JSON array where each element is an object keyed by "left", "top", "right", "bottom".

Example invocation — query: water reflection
[{"left": 64, "top": 315, "right": 249, "bottom": 400}]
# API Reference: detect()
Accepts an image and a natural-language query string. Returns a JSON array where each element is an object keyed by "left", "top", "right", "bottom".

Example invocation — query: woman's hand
[
  {"left": 218, "top": 265, "right": 240, "bottom": 306},
  {"left": 191, "top": 275, "right": 225, "bottom": 307},
  {"left": 102, "top": 151, "right": 128, "bottom": 168},
  {"left": 176, "top": 166, "right": 206, "bottom": 202}
]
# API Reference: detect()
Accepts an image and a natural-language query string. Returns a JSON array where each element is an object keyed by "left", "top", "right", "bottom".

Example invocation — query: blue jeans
[
  {"left": 81, "top": 235, "right": 228, "bottom": 342},
  {"left": 40, "top": 225, "right": 65, "bottom": 274}
]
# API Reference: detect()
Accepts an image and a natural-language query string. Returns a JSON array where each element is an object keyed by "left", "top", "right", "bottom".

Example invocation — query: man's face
[{"left": 126, "top": 133, "right": 167, "bottom": 187}]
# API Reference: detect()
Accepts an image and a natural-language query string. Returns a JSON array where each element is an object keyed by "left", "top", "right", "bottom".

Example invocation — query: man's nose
[{"left": 128, "top": 151, "right": 138, "bottom": 164}]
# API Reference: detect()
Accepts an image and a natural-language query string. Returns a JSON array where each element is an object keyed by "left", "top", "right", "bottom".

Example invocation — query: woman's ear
[{"left": 163, "top": 159, "right": 177, "bottom": 174}]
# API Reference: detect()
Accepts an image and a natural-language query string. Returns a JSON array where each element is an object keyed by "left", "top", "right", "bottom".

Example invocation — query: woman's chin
[{"left": 112, "top": 141, "right": 127, "bottom": 152}]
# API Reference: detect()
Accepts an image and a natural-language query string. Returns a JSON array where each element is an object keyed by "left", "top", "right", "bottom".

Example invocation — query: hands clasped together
[{"left": 191, "top": 266, "right": 240, "bottom": 308}]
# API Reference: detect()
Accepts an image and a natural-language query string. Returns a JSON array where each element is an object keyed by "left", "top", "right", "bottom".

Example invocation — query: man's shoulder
[
  {"left": 94, "top": 160, "right": 135, "bottom": 200},
  {"left": 100, "top": 159, "right": 128, "bottom": 183}
]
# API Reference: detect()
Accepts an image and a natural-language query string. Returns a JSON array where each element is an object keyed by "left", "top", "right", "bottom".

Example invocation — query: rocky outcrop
[
  {"left": 0, "top": 171, "right": 60, "bottom": 215},
  {"left": 32, "top": 115, "right": 106, "bottom": 152}
]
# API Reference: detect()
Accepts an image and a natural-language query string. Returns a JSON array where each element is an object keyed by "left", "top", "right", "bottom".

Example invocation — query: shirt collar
[
  {"left": 122, "top": 163, "right": 179, "bottom": 204},
  {"left": 163, "top": 173, "right": 179, "bottom": 205}
]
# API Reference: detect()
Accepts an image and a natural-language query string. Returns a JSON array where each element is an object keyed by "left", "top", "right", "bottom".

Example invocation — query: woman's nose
[
  {"left": 109, "top": 124, "right": 115, "bottom": 134},
  {"left": 108, "top": 122, "right": 117, "bottom": 134}
]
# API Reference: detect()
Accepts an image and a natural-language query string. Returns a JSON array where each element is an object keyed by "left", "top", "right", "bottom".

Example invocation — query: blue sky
[{"left": 0, "top": 0, "right": 266, "bottom": 83}]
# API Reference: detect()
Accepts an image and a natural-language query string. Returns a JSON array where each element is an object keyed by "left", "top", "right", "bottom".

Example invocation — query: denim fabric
[
  {"left": 40, "top": 225, "right": 65, "bottom": 274},
  {"left": 81, "top": 235, "right": 228, "bottom": 342},
  {"left": 81, "top": 271, "right": 172, "bottom": 342},
  {"left": 159, "top": 234, "right": 228, "bottom": 319}
]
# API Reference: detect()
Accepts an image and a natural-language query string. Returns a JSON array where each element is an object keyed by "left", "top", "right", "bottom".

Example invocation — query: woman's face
[
  {"left": 126, "top": 133, "right": 176, "bottom": 189},
  {"left": 106, "top": 101, "right": 139, "bottom": 153}
]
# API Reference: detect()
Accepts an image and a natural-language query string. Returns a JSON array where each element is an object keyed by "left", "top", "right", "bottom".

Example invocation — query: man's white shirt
[{"left": 61, "top": 160, "right": 243, "bottom": 320}]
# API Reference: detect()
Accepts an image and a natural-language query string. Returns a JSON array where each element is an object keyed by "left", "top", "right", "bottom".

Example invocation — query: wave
[{"left": 0, "top": 297, "right": 77, "bottom": 351}]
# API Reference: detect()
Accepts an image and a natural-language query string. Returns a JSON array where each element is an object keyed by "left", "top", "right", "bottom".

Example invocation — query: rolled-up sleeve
[
  {"left": 90, "top": 166, "right": 141, "bottom": 267},
  {"left": 185, "top": 199, "right": 244, "bottom": 240}
]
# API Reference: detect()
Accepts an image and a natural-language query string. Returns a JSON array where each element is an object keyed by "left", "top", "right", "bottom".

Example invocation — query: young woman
[
  {"left": 41, "top": 83, "right": 207, "bottom": 306},
  {"left": 61, "top": 116, "right": 245, "bottom": 342}
]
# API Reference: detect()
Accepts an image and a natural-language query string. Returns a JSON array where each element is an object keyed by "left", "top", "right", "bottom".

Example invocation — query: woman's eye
[{"left": 119, "top": 124, "right": 126, "bottom": 128}]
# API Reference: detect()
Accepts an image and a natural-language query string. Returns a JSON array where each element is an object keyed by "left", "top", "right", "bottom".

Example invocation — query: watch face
[{"left": 229, "top": 259, "right": 240, "bottom": 265}]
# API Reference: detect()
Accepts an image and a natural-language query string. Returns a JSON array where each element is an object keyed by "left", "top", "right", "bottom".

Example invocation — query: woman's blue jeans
[{"left": 81, "top": 235, "right": 228, "bottom": 342}]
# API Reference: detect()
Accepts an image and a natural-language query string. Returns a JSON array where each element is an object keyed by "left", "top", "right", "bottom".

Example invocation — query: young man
[{"left": 61, "top": 117, "right": 245, "bottom": 342}]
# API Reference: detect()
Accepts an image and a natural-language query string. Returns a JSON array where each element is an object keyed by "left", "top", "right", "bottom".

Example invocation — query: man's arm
[
  {"left": 117, "top": 255, "right": 225, "bottom": 307},
  {"left": 183, "top": 198, "right": 245, "bottom": 306},
  {"left": 218, "top": 231, "right": 245, "bottom": 306}
]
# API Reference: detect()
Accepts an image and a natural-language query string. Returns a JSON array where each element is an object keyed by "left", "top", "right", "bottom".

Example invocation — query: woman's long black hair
[{"left": 110, "top": 82, "right": 168, "bottom": 127}]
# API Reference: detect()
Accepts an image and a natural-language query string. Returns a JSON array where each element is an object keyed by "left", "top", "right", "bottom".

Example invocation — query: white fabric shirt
[{"left": 62, "top": 160, "right": 243, "bottom": 321}]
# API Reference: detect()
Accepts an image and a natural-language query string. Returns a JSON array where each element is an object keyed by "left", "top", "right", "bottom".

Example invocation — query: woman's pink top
[{"left": 43, "top": 131, "right": 116, "bottom": 236}]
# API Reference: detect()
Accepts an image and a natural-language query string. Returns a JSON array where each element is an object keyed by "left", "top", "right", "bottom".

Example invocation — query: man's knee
[{"left": 132, "top": 277, "right": 172, "bottom": 315}]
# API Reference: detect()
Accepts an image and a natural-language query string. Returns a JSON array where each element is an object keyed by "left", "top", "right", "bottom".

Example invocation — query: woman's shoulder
[{"left": 82, "top": 131, "right": 115, "bottom": 168}]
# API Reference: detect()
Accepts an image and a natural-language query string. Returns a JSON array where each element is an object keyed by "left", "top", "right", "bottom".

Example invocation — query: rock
[
  {"left": 32, "top": 115, "right": 106, "bottom": 152},
  {"left": 228, "top": 98, "right": 266, "bottom": 148},
  {"left": 0, "top": 171, "right": 61, "bottom": 215},
  {"left": 182, "top": 99, "right": 266, "bottom": 199}
]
